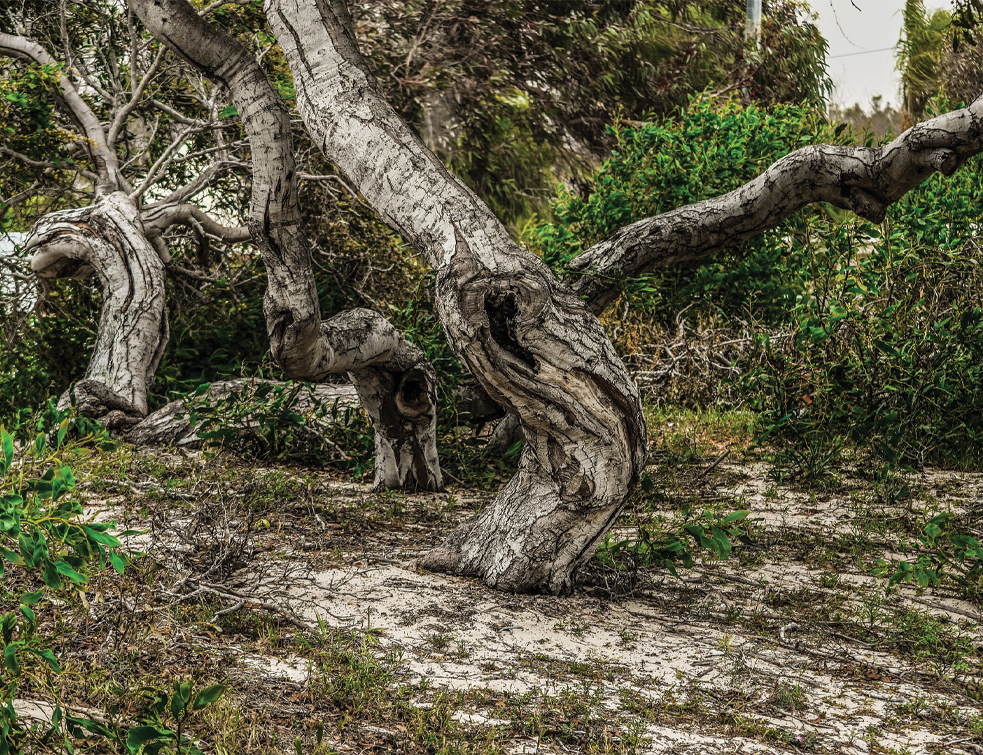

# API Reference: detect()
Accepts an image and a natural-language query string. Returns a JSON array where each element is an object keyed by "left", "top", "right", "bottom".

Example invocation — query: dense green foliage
[
  {"left": 743, "top": 139, "right": 983, "bottom": 474},
  {"left": 527, "top": 97, "right": 847, "bottom": 324},
  {"left": 529, "top": 95, "right": 983, "bottom": 474},
  {"left": 0, "top": 408, "right": 124, "bottom": 753},
  {"left": 0, "top": 406, "right": 228, "bottom": 755}
]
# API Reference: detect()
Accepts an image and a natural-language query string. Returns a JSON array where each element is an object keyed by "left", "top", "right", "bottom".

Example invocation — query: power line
[{"left": 829, "top": 46, "right": 896, "bottom": 58}]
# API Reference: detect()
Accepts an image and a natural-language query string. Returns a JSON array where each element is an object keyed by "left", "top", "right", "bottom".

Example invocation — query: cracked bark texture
[
  {"left": 1, "top": 32, "right": 170, "bottom": 424},
  {"left": 265, "top": 0, "right": 646, "bottom": 593},
  {"left": 25, "top": 192, "right": 168, "bottom": 425},
  {"left": 131, "top": 0, "right": 441, "bottom": 491},
  {"left": 569, "top": 95, "right": 983, "bottom": 313}
]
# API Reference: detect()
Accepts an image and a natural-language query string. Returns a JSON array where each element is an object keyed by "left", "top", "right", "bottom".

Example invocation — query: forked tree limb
[
  {"left": 141, "top": 202, "right": 251, "bottom": 243},
  {"left": 131, "top": 0, "right": 443, "bottom": 492},
  {"left": 570, "top": 95, "right": 983, "bottom": 313},
  {"left": 0, "top": 32, "right": 127, "bottom": 195}
]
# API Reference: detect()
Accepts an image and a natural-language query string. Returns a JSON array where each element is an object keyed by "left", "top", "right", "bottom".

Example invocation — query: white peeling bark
[
  {"left": 131, "top": 0, "right": 442, "bottom": 491},
  {"left": 570, "top": 95, "right": 983, "bottom": 313},
  {"left": 265, "top": 0, "right": 646, "bottom": 593},
  {"left": 25, "top": 192, "right": 168, "bottom": 424}
]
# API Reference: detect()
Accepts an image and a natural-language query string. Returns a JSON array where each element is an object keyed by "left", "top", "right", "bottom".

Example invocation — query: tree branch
[
  {"left": 130, "top": 122, "right": 207, "bottom": 202},
  {"left": 141, "top": 202, "right": 250, "bottom": 243},
  {"left": 0, "top": 32, "right": 125, "bottom": 195},
  {"left": 107, "top": 43, "right": 168, "bottom": 147},
  {"left": 0, "top": 144, "right": 99, "bottom": 181},
  {"left": 147, "top": 97, "right": 199, "bottom": 124},
  {"left": 145, "top": 158, "right": 249, "bottom": 207},
  {"left": 569, "top": 95, "right": 983, "bottom": 314}
]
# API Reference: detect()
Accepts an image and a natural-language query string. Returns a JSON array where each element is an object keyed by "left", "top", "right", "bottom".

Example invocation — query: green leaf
[
  {"left": 20, "top": 589, "right": 44, "bottom": 605},
  {"left": 66, "top": 716, "right": 117, "bottom": 741},
  {"left": 722, "top": 510, "right": 750, "bottom": 524},
  {"left": 4, "top": 643, "right": 21, "bottom": 675},
  {"left": 0, "top": 545, "right": 24, "bottom": 565},
  {"left": 218, "top": 105, "right": 238, "bottom": 118},
  {"left": 55, "top": 561, "right": 88, "bottom": 585},
  {"left": 171, "top": 680, "right": 192, "bottom": 719},
  {"left": 82, "top": 525, "right": 121, "bottom": 548},
  {"left": 109, "top": 551, "right": 127, "bottom": 575},
  {"left": 18, "top": 604, "right": 35, "bottom": 626},
  {"left": 126, "top": 725, "right": 169, "bottom": 753},
  {"left": 42, "top": 560, "right": 62, "bottom": 589},
  {"left": 26, "top": 647, "right": 61, "bottom": 673},
  {"left": 191, "top": 683, "right": 228, "bottom": 711},
  {"left": 0, "top": 427, "right": 13, "bottom": 476}
]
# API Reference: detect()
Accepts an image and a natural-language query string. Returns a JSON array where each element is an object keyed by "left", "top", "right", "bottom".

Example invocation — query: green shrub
[
  {"left": 0, "top": 407, "right": 131, "bottom": 753},
  {"left": 526, "top": 96, "right": 848, "bottom": 323},
  {"left": 184, "top": 380, "right": 375, "bottom": 476},
  {"left": 741, "top": 151, "right": 983, "bottom": 474}
]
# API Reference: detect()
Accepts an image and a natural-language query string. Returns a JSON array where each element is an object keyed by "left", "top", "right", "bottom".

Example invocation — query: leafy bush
[
  {"left": 184, "top": 380, "right": 375, "bottom": 475},
  {"left": 597, "top": 473, "right": 752, "bottom": 575},
  {"left": 874, "top": 512, "right": 983, "bottom": 593},
  {"left": 741, "top": 150, "right": 983, "bottom": 475},
  {"left": 526, "top": 96, "right": 847, "bottom": 323},
  {"left": 0, "top": 406, "right": 229, "bottom": 754},
  {"left": 0, "top": 408, "right": 130, "bottom": 753}
]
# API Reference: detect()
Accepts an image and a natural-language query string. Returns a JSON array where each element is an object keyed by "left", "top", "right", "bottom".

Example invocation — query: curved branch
[
  {"left": 141, "top": 202, "right": 251, "bottom": 243},
  {"left": 107, "top": 43, "right": 168, "bottom": 147},
  {"left": 0, "top": 32, "right": 125, "bottom": 195},
  {"left": 0, "top": 144, "right": 99, "bottom": 181},
  {"left": 146, "top": 158, "right": 249, "bottom": 207},
  {"left": 569, "top": 95, "right": 983, "bottom": 313},
  {"left": 132, "top": 0, "right": 444, "bottom": 492}
]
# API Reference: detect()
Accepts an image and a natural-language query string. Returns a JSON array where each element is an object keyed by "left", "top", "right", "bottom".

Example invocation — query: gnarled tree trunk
[
  {"left": 130, "top": 0, "right": 442, "bottom": 492},
  {"left": 263, "top": 0, "right": 646, "bottom": 593},
  {"left": 25, "top": 192, "right": 168, "bottom": 426}
]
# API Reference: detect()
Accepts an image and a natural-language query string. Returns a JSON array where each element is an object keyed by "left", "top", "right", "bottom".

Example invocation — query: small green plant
[
  {"left": 0, "top": 408, "right": 133, "bottom": 754},
  {"left": 597, "top": 477, "right": 752, "bottom": 576},
  {"left": 874, "top": 512, "right": 983, "bottom": 590},
  {"left": 184, "top": 381, "right": 374, "bottom": 475},
  {"left": 123, "top": 680, "right": 229, "bottom": 755}
]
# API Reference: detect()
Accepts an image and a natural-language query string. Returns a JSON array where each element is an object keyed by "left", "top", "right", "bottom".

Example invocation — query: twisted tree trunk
[
  {"left": 25, "top": 192, "right": 167, "bottom": 426},
  {"left": 264, "top": 0, "right": 646, "bottom": 593},
  {"left": 130, "top": 0, "right": 442, "bottom": 492}
]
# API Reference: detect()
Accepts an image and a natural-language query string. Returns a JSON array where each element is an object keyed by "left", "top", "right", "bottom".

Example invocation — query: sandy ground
[{"left": 15, "top": 453, "right": 983, "bottom": 754}]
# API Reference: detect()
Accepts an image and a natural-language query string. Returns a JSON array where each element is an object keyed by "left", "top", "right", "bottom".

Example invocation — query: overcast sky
[{"left": 809, "top": 0, "right": 953, "bottom": 109}]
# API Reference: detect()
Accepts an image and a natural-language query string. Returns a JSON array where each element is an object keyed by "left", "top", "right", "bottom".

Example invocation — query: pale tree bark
[
  {"left": 25, "top": 192, "right": 168, "bottom": 425},
  {"left": 263, "top": 0, "right": 647, "bottom": 594},
  {"left": 130, "top": 0, "right": 442, "bottom": 492},
  {"left": 1, "top": 30, "right": 172, "bottom": 425}
]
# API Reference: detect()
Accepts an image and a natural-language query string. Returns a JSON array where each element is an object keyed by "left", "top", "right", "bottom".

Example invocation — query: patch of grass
[{"left": 645, "top": 405, "right": 753, "bottom": 460}]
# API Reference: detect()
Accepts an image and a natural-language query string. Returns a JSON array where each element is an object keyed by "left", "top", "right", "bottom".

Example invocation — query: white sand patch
[{"left": 241, "top": 654, "right": 309, "bottom": 683}]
